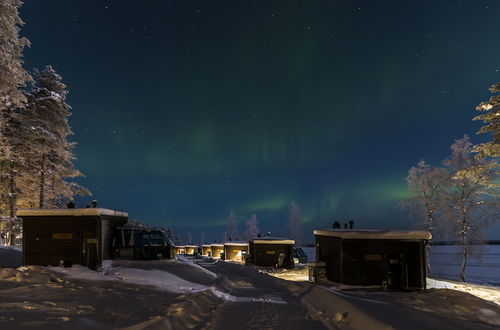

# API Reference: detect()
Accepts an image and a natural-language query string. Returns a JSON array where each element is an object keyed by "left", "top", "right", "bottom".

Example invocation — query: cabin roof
[
  {"left": 17, "top": 208, "right": 128, "bottom": 218},
  {"left": 201, "top": 244, "right": 211, "bottom": 247},
  {"left": 210, "top": 243, "right": 224, "bottom": 247},
  {"left": 224, "top": 241, "right": 248, "bottom": 246},
  {"left": 184, "top": 245, "right": 198, "bottom": 248},
  {"left": 251, "top": 237, "right": 295, "bottom": 244},
  {"left": 313, "top": 229, "right": 432, "bottom": 240}
]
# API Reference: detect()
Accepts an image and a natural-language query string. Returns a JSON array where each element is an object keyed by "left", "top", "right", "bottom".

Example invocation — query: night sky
[{"left": 20, "top": 1, "right": 500, "bottom": 242}]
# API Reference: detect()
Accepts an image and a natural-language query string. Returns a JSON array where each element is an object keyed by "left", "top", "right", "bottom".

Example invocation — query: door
[
  {"left": 387, "top": 253, "right": 405, "bottom": 289},
  {"left": 82, "top": 232, "right": 98, "bottom": 270}
]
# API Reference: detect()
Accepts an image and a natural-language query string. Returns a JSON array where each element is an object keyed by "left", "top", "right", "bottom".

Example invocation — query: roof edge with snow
[
  {"left": 17, "top": 208, "right": 128, "bottom": 218},
  {"left": 313, "top": 229, "right": 431, "bottom": 240}
]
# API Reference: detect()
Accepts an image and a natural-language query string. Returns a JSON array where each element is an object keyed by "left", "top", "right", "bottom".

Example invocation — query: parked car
[{"left": 292, "top": 247, "right": 308, "bottom": 264}]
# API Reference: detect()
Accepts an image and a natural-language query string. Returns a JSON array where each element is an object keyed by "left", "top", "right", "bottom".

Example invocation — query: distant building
[
  {"left": 223, "top": 241, "right": 248, "bottom": 262},
  {"left": 112, "top": 226, "right": 175, "bottom": 260},
  {"left": 249, "top": 237, "right": 295, "bottom": 268},
  {"left": 174, "top": 246, "right": 186, "bottom": 254},
  {"left": 314, "top": 229, "right": 431, "bottom": 290},
  {"left": 184, "top": 245, "right": 198, "bottom": 255},
  {"left": 18, "top": 208, "right": 128, "bottom": 270},
  {"left": 201, "top": 244, "right": 212, "bottom": 257},
  {"left": 210, "top": 243, "right": 224, "bottom": 259}
]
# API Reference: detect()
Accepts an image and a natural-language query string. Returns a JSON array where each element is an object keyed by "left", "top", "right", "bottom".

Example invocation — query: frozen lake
[{"left": 429, "top": 244, "right": 500, "bottom": 285}]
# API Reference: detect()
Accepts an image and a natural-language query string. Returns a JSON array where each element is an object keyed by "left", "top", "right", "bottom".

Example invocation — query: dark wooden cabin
[
  {"left": 112, "top": 227, "right": 175, "bottom": 260},
  {"left": 314, "top": 229, "right": 431, "bottom": 290},
  {"left": 223, "top": 241, "right": 248, "bottom": 262},
  {"left": 249, "top": 237, "right": 295, "bottom": 268},
  {"left": 19, "top": 208, "right": 128, "bottom": 270}
]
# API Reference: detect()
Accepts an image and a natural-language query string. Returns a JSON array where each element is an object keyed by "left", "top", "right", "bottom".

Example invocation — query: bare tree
[
  {"left": 243, "top": 214, "right": 259, "bottom": 240},
  {"left": 185, "top": 232, "right": 192, "bottom": 245},
  {"left": 400, "top": 160, "right": 449, "bottom": 238},
  {"left": 200, "top": 232, "right": 206, "bottom": 244},
  {"left": 441, "top": 135, "right": 499, "bottom": 282},
  {"left": 224, "top": 210, "right": 238, "bottom": 241},
  {"left": 287, "top": 201, "right": 303, "bottom": 246},
  {"left": 174, "top": 234, "right": 181, "bottom": 246}
]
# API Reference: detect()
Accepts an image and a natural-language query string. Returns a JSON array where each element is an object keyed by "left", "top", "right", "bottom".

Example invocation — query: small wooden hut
[
  {"left": 249, "top": 237, "right": 295, "bottom": 268},
  {"left": 210, "top": 243, "right": 224, "bottom": 259},
  {"left": 201, "top": 244, "right": 212, "bottom": 257},
  {"left": 223, "top": 241, "right": 249, "bottom": 262},
  {"left": 184, "top": 245, "right": 198, "bottom": 255},
  {"left": 19, "top": 208, "right": 128, "bottom": 270},
  {"left": 174, "top": 246, "right": 186, "bottom": 254},
  {"left": 313, "top": 229, "right": 431, "bottom": 290}
]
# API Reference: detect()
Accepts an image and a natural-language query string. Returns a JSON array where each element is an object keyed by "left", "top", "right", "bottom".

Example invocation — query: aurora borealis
[{"left": 20, "top": 1, "right": 500, "bottom": 242}]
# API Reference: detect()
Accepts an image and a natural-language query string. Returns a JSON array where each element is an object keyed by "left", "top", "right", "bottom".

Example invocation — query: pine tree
[
  {"left": 473, "top": 82, "right": 500, "bottom": 160},
  {"left": 0, "top": 0, "right": 31, "bottom": 245},
  {"left": 0, "top": 0, "right": 32, "bottom": 111},
  {"left": 243, "top": 214, "right": 259, "bottom": 240},
  {"left": 287, "top": 201, "right": 303, "bottom": 246},
  {"left": 224, "top": 210, "right": 238, "bottom": 241},
  {"left": 21, "top": 66, "right": 90, "bottom": 208}
]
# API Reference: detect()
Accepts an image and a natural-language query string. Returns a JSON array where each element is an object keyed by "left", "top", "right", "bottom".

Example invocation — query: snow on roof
[
  {"left": 313, "top": 229, "right": 431, "bottom": 240},
  {"left": 252, "top": 237, "right": 295, "bottom": 244},
  {"left": 210, "top": 243, "right": 224, "bottom": 247},
  {"left": 184, "top": 245, "right": 198, "bottom": 248},
  {"left": 224, "top": 241, "right": 249, "bottom": 246},
  {"left": 17, "top": 208, "right": 128, "bottom": 218},
  {"left": 201, "top": 244, "right": 212, "bottom": 247}
]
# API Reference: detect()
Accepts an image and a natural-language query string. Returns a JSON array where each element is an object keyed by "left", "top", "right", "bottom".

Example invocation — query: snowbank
[
  {"left": 0, "top": 245, "right": 22, "bottom": 268},
  {"left": 427, "top": 278, "right": 500, "bottom": 306}
]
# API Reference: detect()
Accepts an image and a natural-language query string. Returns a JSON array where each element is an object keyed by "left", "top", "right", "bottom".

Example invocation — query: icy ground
[{"left": 0, "top": 246, "right": 499, "bottom": 329}]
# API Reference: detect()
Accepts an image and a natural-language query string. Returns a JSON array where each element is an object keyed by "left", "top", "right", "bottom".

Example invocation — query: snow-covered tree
[
  {"left": 224, "top": 210, "right": 238, "bottom": 241},
  {"left": 441, "top": 135, "right": 499, "bottom": 282},
  {"left": 243, "top": 214, "right": 259, "bottom": 240},
  {"left": 287, "top": 201, "right": 303, "bottom": 246},
  {"left": 174, "top": 234, "right": 181, "bottom": 246},
  {"left": 473, "top": 82, "right": 500, "bottom": 160},
  {"left": 200, "top": 231, "right": 206, "bottom": 244},
  {"left": 0, "top": 0, "right": 31, "bottom": 245},
  {"left": 0, "top": 0, "right": 32, "bottom": 111},
  {"left": 400, "top": 160, "right": 449, "bottom": 237},
  {"left": 20, "top": 66, "right": 90, "bottom": 208}
]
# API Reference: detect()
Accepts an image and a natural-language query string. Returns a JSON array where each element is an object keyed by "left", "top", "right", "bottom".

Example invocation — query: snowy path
[{"left": 195, "top": 259, "right": 326, "bottom": 329}]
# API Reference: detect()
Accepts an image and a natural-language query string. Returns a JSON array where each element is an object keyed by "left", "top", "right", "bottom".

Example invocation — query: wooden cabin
[
  {"left": 314, "top": 229, "right": 431, "bottom": 290},
  {"left": 249, "top": 237, "right": 295, "bottom": 268},
  {"left": 201, "top": 244, "right": 212, "bottom": 257},
  {"left": 184, "top": 245, "right": 198, "bottom": 255},
  {"left": 18, "top": 208, "right": 128, "bottom": 270},
  {"left": 223, "top": 241, "right": 249, "bottom": 262},
  {"left": 210, "top": 243, "right": 224, "bottom": 259},
  {"left": 112, "top": 227, "right": 174, "bottom": 260},
  {"left": 174, "top": 246, "right": 186, "bottom": 254}
]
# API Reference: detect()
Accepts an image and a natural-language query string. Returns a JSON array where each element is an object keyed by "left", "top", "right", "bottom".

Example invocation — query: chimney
[
  {"left": 67, "top": 201, "right": 75, "bottom": 208},
  {"left": 91, "top": 200, "right": 97, "bottom": 208},
  {"left": 349, "top": 220, "right": 354, "bottom": 229}
]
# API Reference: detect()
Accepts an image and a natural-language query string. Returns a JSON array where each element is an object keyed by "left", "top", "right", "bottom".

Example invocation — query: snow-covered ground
[{"left": 1, "top": 246, "right": 500, "bottom": 329}]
